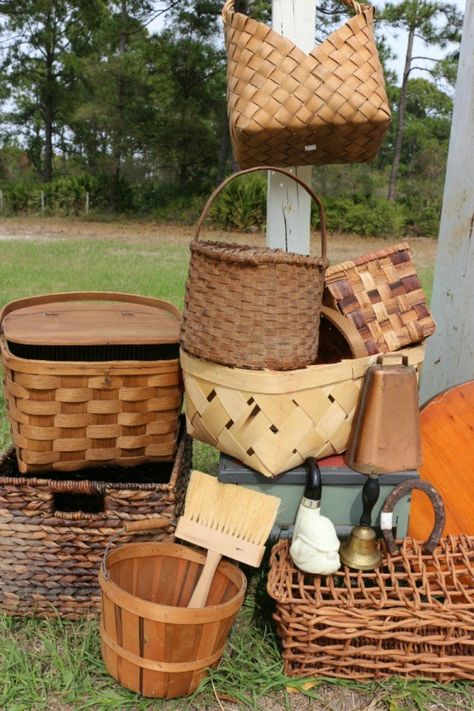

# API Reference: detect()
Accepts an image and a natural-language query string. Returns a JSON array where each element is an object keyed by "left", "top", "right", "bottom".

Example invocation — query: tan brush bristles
[{"left": 184, "top": 471, "right": 279, "bottom": 546}]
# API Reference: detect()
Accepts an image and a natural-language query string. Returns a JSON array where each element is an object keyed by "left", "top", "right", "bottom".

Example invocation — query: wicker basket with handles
[
  {"left": 180, "top": 166, "right": 328, "bottom": 371},
  {"left": 223, "top": 0, "right": 391, "bottom": 169},
  {"left": 267, "top": 482, "right": 474, "bottom": 682},
  {"left": 1, "top": 291, "right": 183, "bottom": 474}
]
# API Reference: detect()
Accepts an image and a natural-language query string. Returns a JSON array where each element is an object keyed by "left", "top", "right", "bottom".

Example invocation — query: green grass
[{"left": 0, "top": 229, "right": 471, "bottom": 710}]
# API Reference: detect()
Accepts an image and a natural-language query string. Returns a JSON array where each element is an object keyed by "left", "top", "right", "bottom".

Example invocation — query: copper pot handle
[{"left": 381, "top": 479, "right": 445, "bottom": 555}]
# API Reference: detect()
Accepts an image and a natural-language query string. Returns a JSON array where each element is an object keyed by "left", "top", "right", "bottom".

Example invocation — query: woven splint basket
[
  {"left": 268, "top": 536, "right": 474, "bottom": 682},
  {"left": 324, "top": 243, "right": 436, "bottom": 354},
  {"left": 180, "top": 166, "right": 328, "bottom": 371},
  {"left": 180, "top": 342, "right": 424, "bottom": 479},
  {"left": 1, "top": 292, "right": 183, "bottom": 474},
  {"left": 223, "top": 0, "right": 391, "bottom": 168}
]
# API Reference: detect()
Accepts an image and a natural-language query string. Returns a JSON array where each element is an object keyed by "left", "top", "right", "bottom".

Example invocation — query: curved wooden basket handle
[
  {"left": 381, "top": 479, "right": 446, "bottom": 555},
  {"left": 101, "top": 516, "right": 172, "bottom": 580},
  {"left": 193, "top": 166, "right": 328, "bottom": 266},
  {"left": 0, "top": 291, "right": 181, "bottom": 331}
]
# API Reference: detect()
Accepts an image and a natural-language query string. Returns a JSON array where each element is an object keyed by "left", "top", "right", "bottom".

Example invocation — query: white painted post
[
  {"left": 419, "top": 0, "right": 474, "bottom": 404},
  {"left": 266, "top": 0, "right": 316, "bottom": 255},
  {"left": 85, "top": 191, "right": 90, "bottom": 215}
]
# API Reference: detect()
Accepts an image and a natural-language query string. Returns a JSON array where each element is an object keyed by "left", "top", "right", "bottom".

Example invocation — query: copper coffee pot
[{"left": 340, "top": 355, "right": 422, "bottom": 570}]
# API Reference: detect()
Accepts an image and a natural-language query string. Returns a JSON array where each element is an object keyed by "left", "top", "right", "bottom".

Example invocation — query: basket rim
[
  {"left": 99, "top": 541, "right": 247, "bottom": 622},
  {"left": 190, "top": 240, "right": 327, "bottom": 268},
  {"left": 180, "top": 344, "right": 425, "bottom": 394},
  {"left": 1, "top": 336, "right": 181, "bottom": 374}
]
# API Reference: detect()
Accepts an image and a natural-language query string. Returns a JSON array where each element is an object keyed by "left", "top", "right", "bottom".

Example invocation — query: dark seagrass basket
[{"left": 0, "top": 420, "right": 192, "bottom": 619}]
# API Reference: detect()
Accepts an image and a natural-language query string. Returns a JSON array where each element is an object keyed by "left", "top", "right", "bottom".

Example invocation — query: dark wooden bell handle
[
  {"left": 360, "top": 475, "right": 380, "bottom": 528},
  {"left": 381, "top": 479, "right": 446, "bottom": 555}
]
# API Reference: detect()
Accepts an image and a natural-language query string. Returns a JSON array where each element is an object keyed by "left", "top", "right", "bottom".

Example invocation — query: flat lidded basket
[
  {"left": 324, "top": 242, "right": 436, "bottom": 355},
  {"left": 223, "top": 0, "right": 391, "bottom": 169},
  {"left": 1, "top": 292, "right": 183, "bottom": 474}
]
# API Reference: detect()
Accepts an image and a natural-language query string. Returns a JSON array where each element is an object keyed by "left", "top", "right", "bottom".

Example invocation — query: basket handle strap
[
  {"left": 101, "top": 516, "right": 172, "bottom": 580},
  {"left": 0, "top": 291, "right": 181, "bottom": 331},
  {"left": 222, "top": 0, "right": 364, "bottom": 22},
  {"left": 381, "top": 479, "right": 446, "bottom": 555},
  {"left": 193, "top": 166, "right": 328, "bottom": 264},
  {"left": 320, "top": 306, "right": 367, "bottom": 358}
]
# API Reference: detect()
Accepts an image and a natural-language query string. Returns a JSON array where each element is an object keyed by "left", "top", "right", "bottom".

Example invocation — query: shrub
[
  {"left": 314, "top": 196, "right": 407, "bottom": 237},
  {"left": 210, "top": 173, "right": 266, "bottom": 231}
]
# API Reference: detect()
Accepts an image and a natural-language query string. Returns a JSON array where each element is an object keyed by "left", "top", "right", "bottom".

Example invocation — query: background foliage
[{"left": 0, "top": 0, "right": 463, "bottom": 236}]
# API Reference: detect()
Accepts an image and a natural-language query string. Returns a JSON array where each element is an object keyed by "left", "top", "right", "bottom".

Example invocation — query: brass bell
[
  {"left": 339, "top": 524, "right": 382, "bottom": 570},
  {"left": 339, "top": 474, "right": 382, "bottom": 570}
]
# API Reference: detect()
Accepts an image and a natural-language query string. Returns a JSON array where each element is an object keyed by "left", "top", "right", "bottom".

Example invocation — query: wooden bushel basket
[
  {"left": 100, "top": 532, "right": 246, "bottom": 698},
  {"left": 180, "top": 166, "right": 328, "bottom": 371},
  {"left": 0, "top": 292, "right": 183, "bottom": 474}
]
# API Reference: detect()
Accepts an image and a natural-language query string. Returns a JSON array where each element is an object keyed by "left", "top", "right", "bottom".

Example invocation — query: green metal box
[{"left": 218, "top": 454, "right": 419, "bottom": 538}]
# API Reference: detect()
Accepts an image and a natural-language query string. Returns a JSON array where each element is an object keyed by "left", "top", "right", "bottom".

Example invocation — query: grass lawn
[{"left": 0, "top": 218, "right": 471, "bottom": 710}]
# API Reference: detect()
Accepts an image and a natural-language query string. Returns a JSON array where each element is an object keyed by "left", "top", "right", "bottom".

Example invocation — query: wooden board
[
  {"left": 3, "top": 301, "right": 180, "bottom": 346},
  {"left": 408, "top": 380, "right": 474, "bottom": 538}
]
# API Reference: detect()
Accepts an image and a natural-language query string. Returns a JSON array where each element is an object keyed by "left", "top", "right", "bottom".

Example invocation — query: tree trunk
[
  {"left": 387, "top": 26, "right": 415, "bottom": 202},
  {"left": 113, "top": 0, "right": 127, "bottom": 210},
  {"left": 43, "top": 50, "right": 54, "bottom": 182}
]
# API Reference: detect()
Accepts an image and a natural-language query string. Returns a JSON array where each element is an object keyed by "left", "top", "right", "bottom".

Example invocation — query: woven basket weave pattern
[
  {"left": 181, "top": 344, "right": 424, "bottom": 479},
  {"left": 180, "top": 166, "right": 328, "bottom": 371},
  {"left": 2, "top": 339, "right": 183, "bottom": 474},
  {"left": 267, "top": 537, "right": 474, "bottom": 682},
  {"left": 324, "top": 242, "right": 436, "bottom": 355},
  {"left": 223, "top": 0, "right": 391, "bottom": 168},
  {"left": 0, "top": 429, "right": 192, "bottom": 619}
]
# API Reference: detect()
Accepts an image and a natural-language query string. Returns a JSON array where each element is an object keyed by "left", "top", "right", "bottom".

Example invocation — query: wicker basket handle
[
  {"left": 381, "top": 479, "right": 446, "bottom": 555},
  {"left": 193, "top": 166, "right": 328, "bottom": 265},
  {"left": 222, "top": 0, "right": 364, "bottom": 22},
  {"left": 101, "top": 516, "right": 172, "bottom": 580},
  {"left": 0, "top": 291, "right": 181, "bottom": 331}
]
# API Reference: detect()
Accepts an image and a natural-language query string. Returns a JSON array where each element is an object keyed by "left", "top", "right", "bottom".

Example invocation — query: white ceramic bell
[{"left": 289, "top": 459, "right": 341, "bottom": 575}]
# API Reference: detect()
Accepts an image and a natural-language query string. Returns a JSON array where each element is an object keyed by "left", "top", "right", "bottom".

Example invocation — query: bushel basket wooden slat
[
  {"left": 223, "top": 0, "right": 391, "bottom": 169},
  {"left": 100, "top": 537, "right": 246, "bottom": 698},
  {"left": 0, "top": 291, "right": 183, "bottom": 474},
  {"left": 267, "top": 536, "right": 474, "bottom": 682},
  {"left": 180, "top": 166, "right": 328, "bottom": 371}
]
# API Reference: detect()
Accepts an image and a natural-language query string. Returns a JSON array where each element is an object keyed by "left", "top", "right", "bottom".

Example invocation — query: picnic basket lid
[{"left": 1, "top": 292, "right": 181, "bottom": 347}]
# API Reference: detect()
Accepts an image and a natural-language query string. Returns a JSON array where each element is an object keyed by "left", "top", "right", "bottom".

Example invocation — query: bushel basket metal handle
[
  {"left": 101, "top": 515, "right": 172, "bottom": 580},
  {"left": 193, "top": 166, "right": 328, "bottom": 265}
]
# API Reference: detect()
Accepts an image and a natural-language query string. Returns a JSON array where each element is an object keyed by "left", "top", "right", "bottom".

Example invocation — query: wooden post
[
  {"left": 0, "top": 190, "right": 3, "bottom": 212},
  {"left": 85, "top": 191, "right": 90, "bottom": 215},
  {"left": 40, "top": 190, "right": 45, "bottom": 215},
  {"left": 420, "top": 0, "right": 474, "bottom": 404},
  {"left": 266, "top": 0, "right": 316, "bottom": 255}
]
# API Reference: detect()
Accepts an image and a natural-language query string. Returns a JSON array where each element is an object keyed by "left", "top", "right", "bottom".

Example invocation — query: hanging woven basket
[
  {"left": 180, "top": 166, "right": 328, "bottom": 371},
  {"left": 223, "top": 0, "right": 391, "bottom": 169}
]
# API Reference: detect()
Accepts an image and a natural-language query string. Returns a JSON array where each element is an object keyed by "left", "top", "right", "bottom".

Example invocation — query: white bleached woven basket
[{"left": 181, "top": 344, "right": 425, "bottom": 478}]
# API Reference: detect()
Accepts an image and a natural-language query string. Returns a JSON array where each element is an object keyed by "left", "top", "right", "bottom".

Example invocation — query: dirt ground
[{"left": 0, "top": 216, "right": 438, "bottom": 268}]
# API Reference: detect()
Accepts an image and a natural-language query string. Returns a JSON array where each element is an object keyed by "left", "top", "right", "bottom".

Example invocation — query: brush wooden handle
[{"left": 188, "top": 550, "right": 222, "bottom": 608}]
